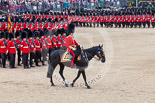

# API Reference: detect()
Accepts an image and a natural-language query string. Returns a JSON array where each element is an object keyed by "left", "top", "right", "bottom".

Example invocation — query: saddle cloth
[{"left": 60, "top": 51, "right": 81, "bottom": 63}]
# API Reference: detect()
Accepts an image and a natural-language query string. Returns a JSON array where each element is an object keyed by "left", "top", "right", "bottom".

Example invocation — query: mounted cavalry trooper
[{"left": 63, "top": 23, "right": 79, "bottom": 68}]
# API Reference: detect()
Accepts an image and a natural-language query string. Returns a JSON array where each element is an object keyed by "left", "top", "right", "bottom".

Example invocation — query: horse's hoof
[
  {"left": 87, "top": 86, "right": 91, "bottom": 89},
  {"left": 65, "top": 84, "right": 69, "bottom": 87},
  {"left": 70, "top": 83, "right": 74, "bottom": 87},
  {"left": 51, "top": 84, "right": 55, "bottom": 87}
]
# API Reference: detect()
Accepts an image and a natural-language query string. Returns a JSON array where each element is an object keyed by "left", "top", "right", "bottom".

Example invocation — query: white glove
[
  {"left": 6, "top": 50, "right": 8, "bottom": 55},
  {"left": 72, "top": 48, "right": 76, "bottom": 51},
  {"left": 80, "top": 45, "right": 83, "bottom": 48}
]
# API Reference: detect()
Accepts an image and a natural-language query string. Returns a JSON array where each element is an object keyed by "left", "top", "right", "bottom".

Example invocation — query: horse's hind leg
[
  {"left": 59, "top": 63, "right": 68, "bottom": 87},
  {"left": 50, "top": 76, "right": 55, "bottom": 86},
  {"left": 71, "top": 70, "right": 82, "bottom": 87},
  {"left": 81, "top": 70, "right": 91, "bottom": 89},
  {"left": 48, "top": 60, "right": 56, "bottom": 86}
]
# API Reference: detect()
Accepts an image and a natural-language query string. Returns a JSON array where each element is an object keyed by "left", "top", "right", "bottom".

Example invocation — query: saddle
[{"left": 60, "top": 49, "right": 81, "bottom": 63}]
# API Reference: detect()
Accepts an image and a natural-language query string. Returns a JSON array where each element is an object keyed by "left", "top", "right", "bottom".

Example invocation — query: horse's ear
[{"left": 101, "top": 44, "right": 103, "bottom": 48}]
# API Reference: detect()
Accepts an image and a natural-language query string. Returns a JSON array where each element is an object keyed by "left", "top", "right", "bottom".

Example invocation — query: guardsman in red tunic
[
  {"left": 20, "top": 31, "right": 30, "bottom": 69},
  {"left": 56, "top": 29, "right": 62, "bottom": 49},
  {"left": 151, "top": 16, "right": 155, "bottom": 28},
  {"left": 6, "top": 33, "right": 16, "bottom": 69},
  {"left": 51, "top": 33, "right": 58, "bottom": 50},
  {"left": 28, "top": 30, "right": 35, "bottom": 67},
  {"left": 34, "top": 31, "right": 41, "bottom": 66},
  {"left": 1, "top": 20, "right": 7, "bottom": 30},
  {"left": 63, "top": 23, "right": 79, "bottom": 68},
  {"left": 15, "top": 31, "right": 21, "bottom": 66},
  {"left": 146, "top": 14, "right": 150, "bottom": 28},
  {"left": 23, "top": 21, "right": 27, "bottom": 29},
  {"left": 61, "top": 28, "right": 66, "bottom": 41},
  {"left": 0, "top": 32, "right": 7, "bottom": 68},
  {"left": 40, "top": 30, "right": 48, "bottom": 66},
  {"left": 45, "top": 32, "right": 54, "bottom": 56}
]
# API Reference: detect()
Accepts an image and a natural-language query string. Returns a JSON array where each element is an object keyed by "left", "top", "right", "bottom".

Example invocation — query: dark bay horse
[{"left": 47, "top": 45, "right": 105, "bottom": 89}]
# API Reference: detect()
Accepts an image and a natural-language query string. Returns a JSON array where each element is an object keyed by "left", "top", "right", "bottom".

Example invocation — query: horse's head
[{"left": 96, "top": 44, "right": 106, "bottom": 63}]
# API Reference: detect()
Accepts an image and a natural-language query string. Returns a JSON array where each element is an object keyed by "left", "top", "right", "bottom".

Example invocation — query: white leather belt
[
  {"left": 23, "top": 46, "right": 28, "bottom": 48},
  {"left": 36, "top": 46, "right": 40, "bottom": 48},
  {"left": 0, "top": 46, "right": 6, "bottom": 48}
]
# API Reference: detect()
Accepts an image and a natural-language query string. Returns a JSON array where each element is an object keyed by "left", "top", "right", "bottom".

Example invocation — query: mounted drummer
[{"left": 63, "top": 23, "right": 80, "bottom": 68}]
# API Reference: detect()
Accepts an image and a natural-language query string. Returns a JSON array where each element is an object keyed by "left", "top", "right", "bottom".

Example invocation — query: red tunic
[
  {"left": 51, "top": 37, "right": 57, "bottom": 48},
  {"left": 15, "top": 39, "right": 21, "bottom": 48},
  {"left": 34, "top": 39, "right": 41, "bottom": 51},
  {"left": 45, "top": 38, "right": 53, "bottom": 49},
  {"left": 63, "top": 35, "right": 78, "bottom": 52},
  {"left": 7, "top": 41, "right": 16, "bottom": 54},
  {"left": 28, "top": 39, "right": 35, "bottom": 52},
  {"left": 57, "top": 36, "right": 62, "bottom": 47},
  {"left": 61, "top": 35, "right": 66, "bottom": 40},
  {"left": 40, "top": 38, "right": 47, "bottom": 49},
  {"left": 20, "top": 40, "right": 30, "bottom": 53},
  {"left": 0, "top": 40, "right": 7, "bottom": 53}
]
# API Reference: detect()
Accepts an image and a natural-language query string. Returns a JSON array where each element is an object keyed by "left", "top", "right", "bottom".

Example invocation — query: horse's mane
[{"left": 84, "top": 46, "right": 99, "bottom": 53}]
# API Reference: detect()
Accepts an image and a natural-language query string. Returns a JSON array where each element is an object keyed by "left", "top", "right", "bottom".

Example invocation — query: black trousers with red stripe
[
  {"left": 22, "top": 53, "right": 29, "bottom": 68},
  {"left": 30, "top": 51, "right": 35, "bottom": 67},
  {"left": 35, "top": 51, "right": 41, "bottom": 66},
  {"left": 9, "top": 53, "right": 16, "bottom": 68},
  {"left": 1, "top": 53, "right": 6, "bottom": 68}
]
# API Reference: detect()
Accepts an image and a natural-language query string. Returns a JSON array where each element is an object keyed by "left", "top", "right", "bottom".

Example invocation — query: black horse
[{"left": 47, "top": 44, "right": 106, "bottom": 89}]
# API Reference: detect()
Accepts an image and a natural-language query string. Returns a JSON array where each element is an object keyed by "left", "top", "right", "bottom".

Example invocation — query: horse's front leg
[
  {"left": 50, "top": 76, "right": 55, "bottom": 86},
  {"left": 81, "top": 70, "right": 91, "bottom": 89},
  {"left": 71, "top": 70, "right": 82, "bottom": 87},
  {"left": 59, "top": 63, "right": 68, "bottom": 87}
]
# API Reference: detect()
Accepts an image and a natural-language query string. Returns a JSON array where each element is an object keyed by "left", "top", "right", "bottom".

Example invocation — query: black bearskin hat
[
  {"left": 61, "top": 28, "right": 66, "bottom": 34},
  {"left": 39, "top": 30, "right": 45, "bottom": 37},
  {"left": 28, "top": 30, "right": 34, "bottom": 38},
  {"left": 67, "top": 23, "right": 75, "bottom": 36},
  {"left": 4, "top": 31, "right": 9, "bottom": 39},
  {"left": 56, "top": 29, "right": 61, "bottom": 36},
  {"left": 55, "top": 18, "right": 58, "bottom": 22},
  {"left": 15, "top": 31, "right": 21, "bottom": 38},
  {"left": 9, "top": 33, "right": 14, "bottom": 40},
  {"left": 21, "top": 31, "right": 27, "bottom": 39},
  {"left": 34, "top": 31, "right": 40, "bottom": 37}
]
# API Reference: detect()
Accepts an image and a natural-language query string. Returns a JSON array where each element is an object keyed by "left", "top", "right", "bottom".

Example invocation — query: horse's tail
[{"left": 47, "top": 59, "right": 53, "bottom": 78}]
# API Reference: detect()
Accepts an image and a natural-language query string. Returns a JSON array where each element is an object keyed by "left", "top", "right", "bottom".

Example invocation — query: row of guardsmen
[
  {"left": 0, "top": 28, "right": 66, "bottom": 69},
  {"left": 1, "top": 8, "right": 155, "bottom": 31}
]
